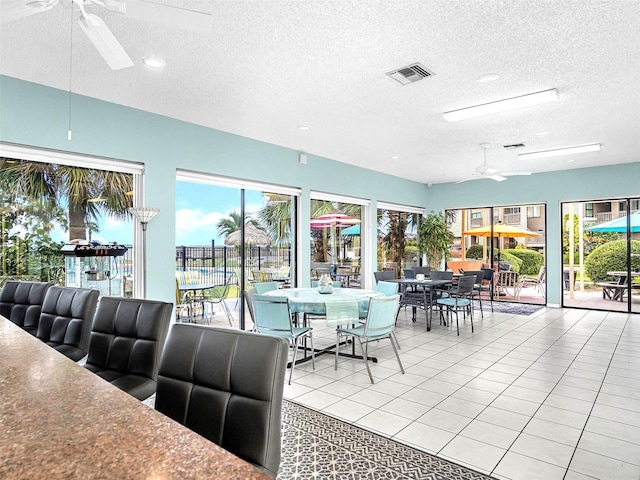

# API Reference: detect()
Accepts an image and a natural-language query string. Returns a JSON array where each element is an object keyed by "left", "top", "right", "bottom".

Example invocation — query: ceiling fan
[
  {"left": 1, "top": 0, "right": 213, "bottom": 70},
  {"left": 456, "top": 143, "right": 532, "bottom": 183}
]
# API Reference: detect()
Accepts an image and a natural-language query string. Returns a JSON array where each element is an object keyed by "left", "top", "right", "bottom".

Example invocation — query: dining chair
[
  {"left": 83, "top": 297, "right": 173, "bottom": 400},
  {"left": 243, "top": 286, "right": 257, "bottom": 330},
  {"left": 202, "top": 276, "right": 234, "bottom": 326},
  {"left": 462, "top": 270, "right": 485, "bottom": 318},
  {"left": 413, "top": 266, "right": 431, "bottom": 276},
  {"left": 36, "top": 285, "right": 99, "bottom": 361},
  {"left": 335, "top": 294, "right": 403, "bottom": 383},
  {"left": 0, "top": 280, "right": 53, "bottom": 335},
  {"left": 479, "top": 268, "right": 495, "bottom": 312},
  {"left": 373, "top": 271, "right": 395, "bottom": 283},
  {"left": 254, "top": 281, "right": 279, "bottom": 294},
  {"left": 155, "top": 325, "right": 288, "bottom": 477},
  {"left": 376, "top": 280, "right": 398, "bottom": 296},
  {"left": 436, "top": 275, "right": 476, "bottom": 335},
  {"left": 403, "top": 269, "right": 416, "bottom": 279},
  {"left": 252, "top": 294, "right": 314, "bottom": 384}
]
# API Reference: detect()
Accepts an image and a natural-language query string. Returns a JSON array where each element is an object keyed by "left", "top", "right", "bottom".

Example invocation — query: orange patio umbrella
[
  {"left": 464, "top": 223, "right": 540, "bottom": 238},
  {"left": 464, "top": 223, "right": 540, "bottom": 261}
]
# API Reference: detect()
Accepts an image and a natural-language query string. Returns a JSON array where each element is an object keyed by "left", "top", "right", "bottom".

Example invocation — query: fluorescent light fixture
[
  {"left": 443, "top": 89, "right": 559, "bottom": 122},
  {"left": 518, "top": 143, "right": 601, "bottom": 160}
]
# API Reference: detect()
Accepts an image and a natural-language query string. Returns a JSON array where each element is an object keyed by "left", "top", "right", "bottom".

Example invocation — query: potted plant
[{"left": 417, "top": 211, "right": 454, "bottom": 269}]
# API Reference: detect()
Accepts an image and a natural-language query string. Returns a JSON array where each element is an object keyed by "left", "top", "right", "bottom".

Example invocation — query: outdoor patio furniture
[
  {"left": 494, "top": 270, "right": 521, "bottom": 300},
  {"left": 519, "top": 266, "right": 546, "bottom": 295}
]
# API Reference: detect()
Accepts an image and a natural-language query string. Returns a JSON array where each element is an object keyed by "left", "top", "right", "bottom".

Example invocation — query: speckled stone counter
[{"left": 0, "top": 317, "right": 271, "bottom": 479}]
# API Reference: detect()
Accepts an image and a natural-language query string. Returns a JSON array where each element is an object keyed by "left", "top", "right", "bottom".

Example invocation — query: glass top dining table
[{"left": 262, "top": 287, "right": 383, "bottom": 316}]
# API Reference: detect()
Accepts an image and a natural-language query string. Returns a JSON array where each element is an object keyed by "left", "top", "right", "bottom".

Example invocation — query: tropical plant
[
  {"left": 255, "top": 193, "right": 291, "bottom": 245},
  {"left": 378, "top": 210, "right": 408, "bottom": 278},
  {"left": 216, "top": 210, "right": 243, "bottom": 238},
  {"left": 417, "top": 211, "right": 454, "bottom": 269},
  {"left": 0, "top": 158, "right": 133, "bottom": 240}
]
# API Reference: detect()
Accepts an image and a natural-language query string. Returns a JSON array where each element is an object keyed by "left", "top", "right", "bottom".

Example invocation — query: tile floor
[{"left": 270, "top": 305, "right": 640, "bottom": 480}]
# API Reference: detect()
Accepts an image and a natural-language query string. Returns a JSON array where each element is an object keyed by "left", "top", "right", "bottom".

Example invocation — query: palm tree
[
  {"left": 0, "top": 158, "right": 132, "bottom": 241},
  {"left": 216, "top": 211, "right": 242, "bottom": 238}
]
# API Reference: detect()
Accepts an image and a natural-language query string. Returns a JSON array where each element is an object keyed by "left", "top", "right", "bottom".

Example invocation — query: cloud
[{"left": 176, "top": 208, "right": 227, "bottom": 245}]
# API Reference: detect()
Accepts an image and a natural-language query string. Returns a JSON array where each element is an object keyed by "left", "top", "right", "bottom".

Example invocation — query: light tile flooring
[
  {"left": 201, "top": 300, "right": 640, "bottom": 479},
  {"left": 280, "top": 306, "right": 640, "bottom": 480}
]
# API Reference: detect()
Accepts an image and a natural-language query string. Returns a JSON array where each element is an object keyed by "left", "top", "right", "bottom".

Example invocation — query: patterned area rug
[
  {"left": 278, "top": 400, "right": 494, "bottom": 480},
  {"left": 474, "top": 300, "right": 544, "bottom": 316}
]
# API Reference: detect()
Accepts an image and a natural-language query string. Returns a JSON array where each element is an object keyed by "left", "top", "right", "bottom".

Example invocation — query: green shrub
[
  {"left": 563, "top": 252, "right": 582, "bottom": 265},
  {"left": 584, "top": 240, "right": 640, "bottom": 283},
  {"left": 497, "top": 251, "right": 523, "bottom": 273},
  {"left": 466, "top": 244, "right": 484, "bottom": 259},
  {"left": 504, "top": 249, "right": 544, "bottom": 275}
]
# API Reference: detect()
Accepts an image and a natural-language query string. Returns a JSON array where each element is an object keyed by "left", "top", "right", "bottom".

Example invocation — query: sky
[{"left": 48, "top": 181, "right": 266, "bottom": 246}]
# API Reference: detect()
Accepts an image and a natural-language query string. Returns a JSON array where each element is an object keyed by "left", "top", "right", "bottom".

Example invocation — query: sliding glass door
[
  {"left": 562, "top": 198, "right": 640, "bottom": 313},
  {"left": 447, "top": 204, "right": 546, "bottom": 305},
  {"left": 177, "top": 172, "right": 299, "bottom": 328}
]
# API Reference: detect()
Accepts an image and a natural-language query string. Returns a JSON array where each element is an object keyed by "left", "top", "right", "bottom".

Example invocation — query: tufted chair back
[
  {"left": 84, "top": 297, "right": 172, "bottom": 400},
  {"left": 37, "top": 286, "right": 99, "bottom": 361},
  {"left": 155, "top": 324, "right": 288, "bottom": 477},
  {"left": 0, "top": 280, "right": 53, "bottom": 335}
]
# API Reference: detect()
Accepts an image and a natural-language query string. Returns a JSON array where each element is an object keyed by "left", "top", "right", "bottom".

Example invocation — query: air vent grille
[{"left": 387, "top": 63, "right": 434, "bottom": 85}]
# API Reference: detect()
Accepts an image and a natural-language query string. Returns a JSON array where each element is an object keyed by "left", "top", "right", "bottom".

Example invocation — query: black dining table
[{"left": 389, "top": 278, "right": 452, "bottom": 331}]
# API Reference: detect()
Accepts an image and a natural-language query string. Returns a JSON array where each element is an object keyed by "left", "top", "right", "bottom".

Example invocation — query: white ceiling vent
[{"left": 386, "top": 63, "right": 434, "bottom": 85}]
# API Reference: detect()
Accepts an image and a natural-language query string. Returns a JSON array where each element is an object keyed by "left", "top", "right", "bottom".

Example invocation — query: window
[
  {"left": 527, "top": 206, "right": 541, "bottom": 218},
  {"left": 585, "top": 203, "right": 594, "bottom": 217}
]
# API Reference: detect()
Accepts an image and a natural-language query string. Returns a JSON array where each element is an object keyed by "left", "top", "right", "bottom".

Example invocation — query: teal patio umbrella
[{"left": 587, "top": 211, "right": 640, "bottom": 233}]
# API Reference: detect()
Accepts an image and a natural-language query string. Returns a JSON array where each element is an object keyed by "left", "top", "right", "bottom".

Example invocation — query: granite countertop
[{"left": 0, "top": 318, "right": 270, "bottom": 479}]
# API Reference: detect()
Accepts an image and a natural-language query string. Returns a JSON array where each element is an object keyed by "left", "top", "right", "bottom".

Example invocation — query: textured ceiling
[{"left": 1, "top": 0, "right": 639, "bottom": 184}]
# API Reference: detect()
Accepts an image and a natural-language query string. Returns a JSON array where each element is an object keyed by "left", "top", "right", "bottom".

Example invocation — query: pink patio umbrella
[{"left": 310, "top": 213, "right": 360, "bottom": 263}]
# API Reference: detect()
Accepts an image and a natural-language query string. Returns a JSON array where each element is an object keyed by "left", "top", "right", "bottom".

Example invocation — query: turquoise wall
[
  {"left": 2, "top": 75, "right": 638, "bottom": 307},
  {"left": 427, "top": 163, "right": 640, "bottom": 305},
  {"left": 0, "top": 76, "right": 428, "bottom": 304}
]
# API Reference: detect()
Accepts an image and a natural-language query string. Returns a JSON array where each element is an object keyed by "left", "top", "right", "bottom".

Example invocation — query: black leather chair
[
  {"left": 84, "top": 297, "right": 172, "bottom": 400},
  {"left": 155, "top": 324, "right": 288, "bottom": 477},
  {"left": 0, "top": 280, "right": 53, "bottom": 335},
  {"left": 37, "top": 286, "right": 99, "bottom": 361}
]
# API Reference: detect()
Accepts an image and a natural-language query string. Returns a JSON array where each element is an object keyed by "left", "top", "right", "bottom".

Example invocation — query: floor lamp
[{"left": 129, "top": 207, "right": 159, "bottom": 297}]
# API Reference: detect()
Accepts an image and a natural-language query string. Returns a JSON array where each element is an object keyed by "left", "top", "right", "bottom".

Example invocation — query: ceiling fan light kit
[
  {"left": 517, "top": 143, "right": 601, "bottom": 160},
  {"left": 443, "top": 88, "right": 559, "bottom": 122}
]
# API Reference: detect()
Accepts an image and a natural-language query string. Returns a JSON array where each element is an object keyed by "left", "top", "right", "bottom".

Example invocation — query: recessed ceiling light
[
  {"left": 391, "top": 155, "right": 400, "bottom": 160},
  {"left": 477, "top": 73, "right": 500, "bottom": 83},
  {"left": 566, "top": 159, "right": 575, "bottom": 163},
  {"left": 297, "top": 125, "right": 311, "bottom": 131},
  {"left": 142, "top": 56, "right": 166, "bottom": 68},
  {"left": 443, "top": 89, "right": 559, "bottom": 122},
  {"left": 518, "top": 143, "right": 601, "bottom": 160},
  {"left": 535, "top": 131, "right": 550, "bottom": 136}
]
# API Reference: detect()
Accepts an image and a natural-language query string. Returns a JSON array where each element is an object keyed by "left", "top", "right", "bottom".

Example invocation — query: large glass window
[
  {"left": 0, "top": 147, "right": 139, "bottom": 297},
  {"left": 177, "top": 172, "right": 299, "bottom": 328},
  {"left": 310, "top": 196, "right": 363, "bottom": 288},
  {"left": 376, "top": 203, "right": 424, "bottom": 279},
  {"left": 447, "top": 204, "right": 546, "bottom": 306},
  {"left": 562, "top": 198, "right": 640, "bottom": 313}
]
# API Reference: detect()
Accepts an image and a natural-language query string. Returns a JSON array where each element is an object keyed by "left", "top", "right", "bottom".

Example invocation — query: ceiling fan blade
[
  {"left": 501, "top": 171, "right": 532, "bottom": 176},
  {"left": 488, "top": 175, "right": 507, "bottom": 182},
  {"left": 78, "top": 13, "right": 134, "bottom": 70},
  {"left": 455, "top": 177, "right": 481, "bottom": 184},
  {"left": 116, "top": 0, "right": 213, "bottom": 32},
  {"left": 1, "top": 0, "right": 58, "bottom": 24}
]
